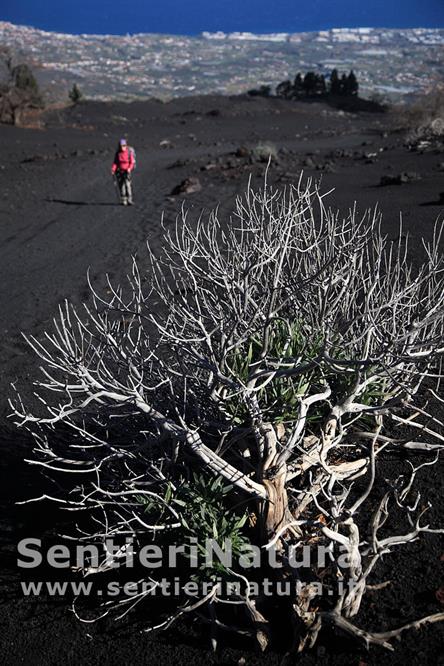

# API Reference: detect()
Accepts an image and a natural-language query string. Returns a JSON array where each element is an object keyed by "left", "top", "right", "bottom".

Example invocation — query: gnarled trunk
[{"left": 262, "top": 470, "right": 290, "bottom": 541}]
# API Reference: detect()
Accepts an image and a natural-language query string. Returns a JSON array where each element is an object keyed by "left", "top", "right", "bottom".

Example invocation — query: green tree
[
  {"left": 12, "top": 64, "right": 39, "bottom": 94},
  {"left": 346, "top": 70, "right": 359, "bottom": 96},
  {"left": 247, "top": 84, "right": 271, "bottom": 97},
  {"left": 258, "top": 84, "right": 271, "bottom": 97},
  {"left": 276, "top": 79, "right": 292, "bottom": 98},
  {"left": 69, "top": 83, "right": 83, "bottom": 104},
  {"left": 316, "top": 74, "right": 327, "bottom": 95},
  {"left": 303, "top": 72, "right": 317, "bottom": 96},
  {"left": 330, "top": 68, "right": 341, "bottom": 95},
  {"left": 294, "top": 72, "right": 304, "bottom": 96}
]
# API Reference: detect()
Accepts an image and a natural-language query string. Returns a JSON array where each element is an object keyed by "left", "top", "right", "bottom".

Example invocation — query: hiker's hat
[{"left": 119, "top": 138, "right": 127, "bottom": 146}]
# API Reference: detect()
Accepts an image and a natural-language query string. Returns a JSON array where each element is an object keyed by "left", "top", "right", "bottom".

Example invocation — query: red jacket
[{"left": 112, "top": 147, "right": 135, "bottom": 174}]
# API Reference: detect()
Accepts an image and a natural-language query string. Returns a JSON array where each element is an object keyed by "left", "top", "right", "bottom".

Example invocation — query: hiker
[{"left": 111, "top": 138, "right": 135, "bottom": 205}]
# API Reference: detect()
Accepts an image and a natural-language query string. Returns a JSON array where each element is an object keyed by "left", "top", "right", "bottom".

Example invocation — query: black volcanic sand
[{"left": 0, "top": 95, "right": 443, "bottom": 665}]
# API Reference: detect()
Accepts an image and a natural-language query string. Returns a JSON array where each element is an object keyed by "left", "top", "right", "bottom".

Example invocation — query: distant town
[{"left": 0, "top": 21, "right": 443, "bottom": 103}]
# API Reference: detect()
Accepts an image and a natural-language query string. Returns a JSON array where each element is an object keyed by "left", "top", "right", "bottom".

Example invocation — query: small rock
[
  {"left": 170, "top": 177, "right": 202, "bottom": 195},
  {"left": 236, "top": 146, "right": 250, "bottom": 158},
  {"left": 167, "top": 159, "right": 190, "bottom": 169},
  {"left": 250, "top": 142, "right": 278, "bottom": 163},
  {"left": 302, "top": 156, "right": 315, "bottom": 168},
  {"left": 379, "top": 172, "right": 421, "bottom": 186},
  {"left": 21, "top": 154, "right": 44, "bottom": 163},
  {"left": 322, "top": 162, "right": 336, "bottom": 173},
  {"left": 331, "top": 148, "right": 352, "bottom": 159},
  {"left": 160, "top": 139, "right": 173, "bottom": 149}
]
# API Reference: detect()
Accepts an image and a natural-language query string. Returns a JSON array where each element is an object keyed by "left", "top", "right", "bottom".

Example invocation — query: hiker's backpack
[{"left": 129, "top": 146, "right": 136, "bottom": 170}]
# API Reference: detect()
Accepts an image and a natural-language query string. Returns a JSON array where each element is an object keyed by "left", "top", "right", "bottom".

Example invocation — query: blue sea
[{"left": 2, "top": 0, "right": 444, "bottom": 36}]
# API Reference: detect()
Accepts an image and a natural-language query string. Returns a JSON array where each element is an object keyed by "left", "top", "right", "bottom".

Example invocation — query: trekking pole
[
  {"left": 128, "top": 171, "right": 135, "bottom": 204},
  {"left": 112, "top": 173, "right": 121, "bottom": 204}
]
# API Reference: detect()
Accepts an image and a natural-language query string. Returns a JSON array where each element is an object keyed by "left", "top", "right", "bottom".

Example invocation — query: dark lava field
[{"left": 0, "top": 94, "right": 443, "bottom": 665}]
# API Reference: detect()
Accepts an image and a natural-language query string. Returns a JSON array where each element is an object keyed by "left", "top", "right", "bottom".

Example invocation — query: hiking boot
[
  {"left": 121, "top": 199, "right": 128, "bottom": 206},
  {"left": 128, "top": 200, "right": 134, "bottom": 206}
]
